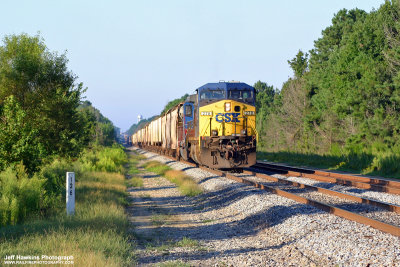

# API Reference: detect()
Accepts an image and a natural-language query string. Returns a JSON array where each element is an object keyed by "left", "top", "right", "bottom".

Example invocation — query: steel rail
[
  {"left": 243, "top": 170, "right": 400, "bottom": 214},
  {"left": 201, "top": 167, "right": 400, "bottom": 237},
  {"left": 255, "top": 162, "right": 400, "bottom": 195},
  {"left": 135, "top": 147, "right": 400, "bottom": 237},
  {"left": 256, "top": 161, "right": 400, "bottom": 188}
]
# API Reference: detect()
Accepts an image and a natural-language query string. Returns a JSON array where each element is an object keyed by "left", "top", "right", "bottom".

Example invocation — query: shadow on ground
[{"left": 129, "top": 171, "right": 326, "bottom": 264}]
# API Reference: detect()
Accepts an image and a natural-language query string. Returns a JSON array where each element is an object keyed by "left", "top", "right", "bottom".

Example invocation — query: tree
[
  {"left": 254, "top": 81, "right": 276, "bottom": 147},
  {"left": 0, "top": 96, "right": 45, "bottom": 172},
  {"left": 78, "top": 101, "right": 117, "bottom": 146},
  {"left": 126, "top": 116, "right": 157, "bottom": 136},
  {"left": 309, "top": 8, "right": 367, "bottom": 69},
  {"left": 160, "top": 94, "right": 188, "bottom": 115},
  {"left": 0, "top": 33, "right": 89, "bottom": 172},
  {"left": 288, "top": 50, "right": 308, "bottom": 78}
]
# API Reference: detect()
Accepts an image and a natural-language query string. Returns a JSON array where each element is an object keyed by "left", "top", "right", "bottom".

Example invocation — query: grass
[
  {"left": 151, "top": 213, "right": 172, "bottom": 226},
  {"left": 155, "top": 260, "right": 191, "bottom": 267},
  {"left": 175, "top": 237, "right": 200, "bottom": 248},
  {"left": 139, "top": 193, "right": 151, "bottom": 199},
  {"left": 146, "top": 237, "right": 201, "bottom": 252},
  {"left": 0, "top": 170, "right": 134, "bottom": 266},
  {"left": 257, "top": 150, "right": 400, "bottom": 179},
  {"left": 126, "top": 151, "right": 145, "bottom": 187},
  {"left": 143, "top": 161, "right": 202, "bottom": 197},
  {"left": 128, "top": 176, "right": 144, "bottom": 187}
]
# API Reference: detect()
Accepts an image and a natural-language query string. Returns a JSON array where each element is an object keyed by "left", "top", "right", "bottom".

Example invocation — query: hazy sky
[{"left": 1, "top": 0, "right": 383, "bottom": 131}]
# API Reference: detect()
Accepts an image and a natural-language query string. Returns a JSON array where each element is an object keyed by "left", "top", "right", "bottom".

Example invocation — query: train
[{"left": 131, "top": 81, "right": 257, "bottom": 169}]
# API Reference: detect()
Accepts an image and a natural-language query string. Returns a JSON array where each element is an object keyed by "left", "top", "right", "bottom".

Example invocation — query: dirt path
[{"left": 127, "top": 163, "right": 206, "bottom": 266}]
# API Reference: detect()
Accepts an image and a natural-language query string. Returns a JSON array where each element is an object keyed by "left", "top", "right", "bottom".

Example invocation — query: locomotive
[{"left": 131, "top": 81, "right": 257, "bottom": 169}]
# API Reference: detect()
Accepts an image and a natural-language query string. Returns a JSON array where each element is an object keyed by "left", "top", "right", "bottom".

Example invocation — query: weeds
[
  {"left": 155, "top": 260, "right": 191, "bottom": 267},
  {"left": 139, "top": 193, "right": 151, "bottom": 199},
  {"left": 126, "top": 151, "right": 144, "bottom": 187},
  {"left": 151, "top": 213, "right": 172, "bottom": 226},
  {"left": 79, "top": 145, "right": 128, "bottom": 173},
  {"left": 0, "top": 146, "right": 134, "bottom": 266},
  {"left": 257, "top": 150, "right": 400, "bottom": 179},
  {"left": 128, "top": 176, "right": 144, "bottom": 187},
  {"left": 143, "top": 161, "right": 202, "bottom": 196},
  {"left": 146, "top": 237, "right": 201, "bottom": 252},
  {"left": 176, "top": 237, "right": 200, "bottom": 248},
  {"left": 0, "top": 165, "right": 45, "bottom": 226}
]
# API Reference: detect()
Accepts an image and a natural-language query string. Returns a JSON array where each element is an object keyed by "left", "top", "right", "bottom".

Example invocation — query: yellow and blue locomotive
[
  {"left": 180, "top": 81, "right": 257, "bottom": 168},
  {"left": 132, "top": 81, "right": 257, "bottom": 169}
]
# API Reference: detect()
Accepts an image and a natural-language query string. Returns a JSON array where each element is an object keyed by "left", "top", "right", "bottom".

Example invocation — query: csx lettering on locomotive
[{"left": 215, "top": 112, "right": 240, "bottom": 123}]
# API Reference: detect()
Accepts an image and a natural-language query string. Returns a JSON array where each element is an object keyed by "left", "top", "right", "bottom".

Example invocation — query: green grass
[
  {"left": 126, "top": 155, "right": 142, "bottom": 176},
  {"left": 144, "top": 161, "right": 171, "bottom": 176},
  {"left": 146, "top": 237, "right": 201, "bottom": 252},
  {"left": 145, "top": 242, "right": 170, "bottom": 252},
  {"left": 155, "top": 260, "right": 191, "bottom": 267},
  {"left": 143, "top": 161, "right": 202, "bottom": 197},
  {"left": 151, "top": 213, "right": 172, "bottom": 226},
  {"left": 0, "top": 170, "right": 134, "bottom": 266},
  {"left": 257, "top": 150, "right": 400, "bottom": 179},
  {"left": 125, "top": 151, "right": 145, "bottom": 187},
  {"left": 175, "top": 237, "right": 200, "bottom": 248},
  {"left": 128, "top": 176, "right": 144, "bottom": 187},
  {"left": 139, "top": 193, "right": 151, "bottom": 199},
  {"left": 127, "top": 152, "right": 146, "bottom": 166}
]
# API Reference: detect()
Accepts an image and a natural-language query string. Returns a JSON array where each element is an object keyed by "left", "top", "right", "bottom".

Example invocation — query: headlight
[{"left": 225, "top": 102, "right": 231, "bottom": 111}]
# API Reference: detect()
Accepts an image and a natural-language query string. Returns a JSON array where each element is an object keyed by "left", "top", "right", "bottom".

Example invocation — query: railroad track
[
  {"left": 136, "top": 147, "right": 400, "bottom": 237},
  {"left": 254, "top": 161, "right": 400, "bottom": 195}
]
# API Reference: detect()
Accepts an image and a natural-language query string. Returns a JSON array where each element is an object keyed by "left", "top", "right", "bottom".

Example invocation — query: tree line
[{"left": 255, "top": 1, "right": 400, "bottom": 174}]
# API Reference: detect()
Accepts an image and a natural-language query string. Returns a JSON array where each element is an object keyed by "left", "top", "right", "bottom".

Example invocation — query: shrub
[
  {"left": 79, "top": 145, "right": 127, "bottom": 173},
  {"left": 0, "top": 165, "right": 45, "bottom": 226},
  {"left": 39, "top": 159, "right": 78, "bottom": 213},
  {"left": 0, "top": 145, "right": 129, "bottom": 227}
]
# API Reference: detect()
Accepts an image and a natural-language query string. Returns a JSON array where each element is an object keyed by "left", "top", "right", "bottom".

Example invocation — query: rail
[{"left": 135, "top": 147, "right": 400, "bottom": 237}]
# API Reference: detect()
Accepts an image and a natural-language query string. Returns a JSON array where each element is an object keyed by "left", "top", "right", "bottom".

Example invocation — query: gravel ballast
[{"left": 128, "top": 148, "right": 400, "bottom": 266}]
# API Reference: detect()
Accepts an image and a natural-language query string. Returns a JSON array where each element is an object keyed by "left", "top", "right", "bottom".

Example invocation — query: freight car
[{"left": 132, "top": 81, "right": 257, "bottom": 169}]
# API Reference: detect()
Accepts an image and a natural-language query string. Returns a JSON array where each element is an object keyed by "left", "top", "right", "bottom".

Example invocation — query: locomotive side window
[{"left": 185, "top": 105, "right": 192, "bottom": 117}]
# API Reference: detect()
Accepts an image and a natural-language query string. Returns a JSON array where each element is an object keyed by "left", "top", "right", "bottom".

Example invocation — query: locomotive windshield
[
  {"left": 199, "top": 89, "right": 226, "bottom": 100},
  {"left": 228, "top": 89, "right": 255, "bottom": 104}
]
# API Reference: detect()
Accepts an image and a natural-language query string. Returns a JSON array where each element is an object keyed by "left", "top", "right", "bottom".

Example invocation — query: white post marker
[{"left": 66, "top": 172, "right": 75, "bottom": 215}]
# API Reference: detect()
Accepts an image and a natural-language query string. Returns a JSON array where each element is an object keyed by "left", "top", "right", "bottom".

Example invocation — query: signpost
[{"left": 66, "top": 172, "right": 75, "bottom": 215}]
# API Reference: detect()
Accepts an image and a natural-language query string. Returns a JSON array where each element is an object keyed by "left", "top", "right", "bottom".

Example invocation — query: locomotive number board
[{"left": 243, "top": 111, "right": 255, "bottom": 116}]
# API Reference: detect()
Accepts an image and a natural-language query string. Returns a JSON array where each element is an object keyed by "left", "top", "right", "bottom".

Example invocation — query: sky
[{"left": 0, "top": 0, "right": 383, "bottom": 131}]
